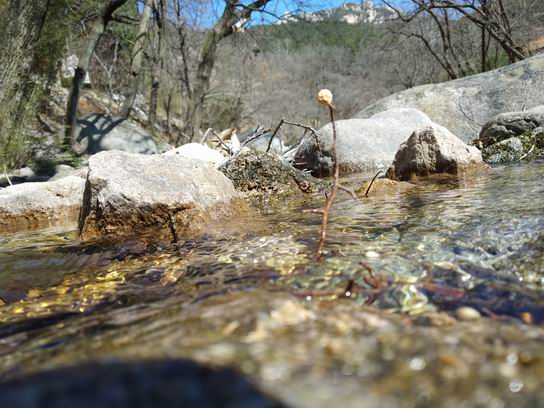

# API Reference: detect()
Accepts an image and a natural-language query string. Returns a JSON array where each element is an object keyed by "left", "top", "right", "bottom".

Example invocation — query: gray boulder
[
  {"left": 479, "top": 106, "right": 544, "bottom": 148},
  {"left": 0, "top": 176, "right": 85, "bottom": 230},
  {"left": 76, "top": 113, "right": 158, "bottom": 155},
  {"left": 293, "top": 108, "right": 434, "bottom": 176},
  {"left": 386, "top": 125, "right": 486, "bottom": 181},
  {"left": 79, "top": 151, "right": 242, "bottom": 241},
  {"left": 357, "top": 54, "right": 544, "bottom": 143}
]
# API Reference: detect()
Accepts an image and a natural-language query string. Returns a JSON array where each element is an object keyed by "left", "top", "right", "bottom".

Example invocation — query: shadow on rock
[{"left": 0, "top": 359, "right": 286, "bottom": 408}]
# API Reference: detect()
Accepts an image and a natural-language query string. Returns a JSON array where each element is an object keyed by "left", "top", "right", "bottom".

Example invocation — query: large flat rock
[
  {"left": 78, "top": 151, "right": 242, "bottom": 241},
  {"left": 293, "top": 108, "right": 434, "bottom": 176},
  {"left": 356, "top": 54, "right": 544, "bottom": 143},
  {"left": 0, "top": 176, "right": 85, "bottom": 231}
]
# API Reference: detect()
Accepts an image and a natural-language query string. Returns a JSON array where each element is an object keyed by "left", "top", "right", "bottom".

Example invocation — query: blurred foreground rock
[{"left": 0, "top": 359, "right": 285, "bottom": 408}]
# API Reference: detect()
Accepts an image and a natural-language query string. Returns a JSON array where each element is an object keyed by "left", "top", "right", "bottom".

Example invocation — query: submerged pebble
[{"left": 455, "top": 306, "right": 481, "bottom": 321}]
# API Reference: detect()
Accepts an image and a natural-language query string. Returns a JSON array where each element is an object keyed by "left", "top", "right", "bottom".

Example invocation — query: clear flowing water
[{"left": 0, "top": 162, "right": 543, "bottom": 407}]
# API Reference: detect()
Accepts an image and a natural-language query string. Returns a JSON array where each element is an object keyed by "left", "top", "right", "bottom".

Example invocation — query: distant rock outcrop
[
  {"left": 277, "top": 1, "right": 394, "bottom": 25},
  {"left": 357, "top": 54, "right": 544, "bottom": 143},
  {"left": 293, "top": 108, "right": 434, "bottom": 176}
]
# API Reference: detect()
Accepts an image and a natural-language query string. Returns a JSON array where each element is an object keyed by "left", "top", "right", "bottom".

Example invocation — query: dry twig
[{"left": 303, "top": 89, "right": 340, "bottom": 260}]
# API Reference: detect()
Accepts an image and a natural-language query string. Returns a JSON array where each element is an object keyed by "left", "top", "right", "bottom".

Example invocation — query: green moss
[{"left": 481, "top": 130, "right": 544, "bottom": 164}]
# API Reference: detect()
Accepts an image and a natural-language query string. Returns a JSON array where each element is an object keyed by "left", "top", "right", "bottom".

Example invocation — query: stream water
[{"left": 0, "top": 162, "right": 543, "bottom": 407}]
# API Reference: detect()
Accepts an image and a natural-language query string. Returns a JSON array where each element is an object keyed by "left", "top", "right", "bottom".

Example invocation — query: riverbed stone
[
  {"left": 0, "top": 176, "right": 85, "bottom": 230},
  {"left": 478, "top": 106, "right": 544, "bottom": 148},
  {"left": 356, "top": 54, "right": 544, "bottom": 143},
  {"left": 78, "top": 151, "right": 241, "bottom": 241},
  {"left": 386, "top": 124, "right": 486, "bottom": 181},
  {"left": 75, "top": 113, "right": 158, "bottom": 155},
  {"left": 293, "top": 108, "right": 434, "bottom": 176}
]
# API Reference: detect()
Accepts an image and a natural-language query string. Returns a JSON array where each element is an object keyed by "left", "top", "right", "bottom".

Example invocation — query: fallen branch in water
[{"left": 363, "top": 171, "right": 383, "bottom": 198}]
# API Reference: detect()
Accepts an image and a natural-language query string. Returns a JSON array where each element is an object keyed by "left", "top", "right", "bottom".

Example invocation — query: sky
[{"left": 139, "top": 0, "right": 408, "bottom": 27}]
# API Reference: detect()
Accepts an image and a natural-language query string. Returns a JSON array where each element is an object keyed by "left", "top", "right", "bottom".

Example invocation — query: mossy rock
[
  {"left": 220, "top": 150, "right": 328, "bottom": 206},
  {"left": 481, "top": 128, "right": 544, "bottom": 164}
]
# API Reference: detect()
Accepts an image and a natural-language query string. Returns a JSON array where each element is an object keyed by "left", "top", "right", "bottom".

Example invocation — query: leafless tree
[
  {"left": 64, "top": 0, "right": 130, "bottom": 148},
  {"left": 120, "top": 0, "right": 152, "bottom": 118}
]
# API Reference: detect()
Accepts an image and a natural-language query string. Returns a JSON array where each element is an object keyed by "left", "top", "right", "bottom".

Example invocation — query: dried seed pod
[{"left": 317, "top": 89, "right": 333, "bottom": 106}]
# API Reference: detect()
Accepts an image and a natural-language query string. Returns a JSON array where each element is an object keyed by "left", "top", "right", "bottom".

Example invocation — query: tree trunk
[
  {"left": 64, "top": 0, "right": 129, "bottom": 148},
  {"left": 0, "top": 0, "right": 50, "bottom": 131},
  {"left": 148, "top": 0, "right": 166, "bottom": 128},
  {"left": 185, "top": 0, "right": 270, "bottom": 135},
  {"left": 120, "top": 0, "right": 152, "bottom": 119}
]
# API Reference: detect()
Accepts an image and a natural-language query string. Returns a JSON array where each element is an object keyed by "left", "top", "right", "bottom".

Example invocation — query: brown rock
[{"left": 386, "top": 125, "right": 487, "bottom": 181}]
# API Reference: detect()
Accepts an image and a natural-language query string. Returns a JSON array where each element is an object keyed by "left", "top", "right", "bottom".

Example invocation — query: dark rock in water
[
  {"left": 481, "top": 128, "right": 544, "bottom": 164},
  {"left": 0, "top": 360, "right": 286, "bottom": 408},
  {"left": 76, "top": 113, "right": 158, "bottom": 155},
  {"left": 220, "top": 150, "right": 326, "bottom": 205},
  {"left": 478, "top": 106, "right": 544, "bottom": 148},
  {"left": 293, "top": 108, "right": 434, "bottom": 176},
  {"left": 386, "top": 125, "right": 486, "bottom": 181},
  {"left": 79, "top": 151, "right": 242, "bottom": 242},
  {"left": 357, "top": 54, "right": 544, "bottom": 143}
]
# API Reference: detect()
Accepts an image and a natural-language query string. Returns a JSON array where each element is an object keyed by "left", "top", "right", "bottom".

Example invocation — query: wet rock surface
[
  {"left": 0, "top": 176, "right": 85, "bottom": 231},
  {"left": 386, "top": 124, "right": 486, "bottom": 181},
  {"left": 220, "top": 150, "right": 327, "bottom": 205},
  {"left": 357, "top": 54, "right": 544, "bottom": 142},
  {"left": 356, "top": 177, "right": 414, "bottom": 197},
  {"left": 294, "top": 108, "right": 434, "bottom": 176},
  {"left": 79, "top": 151, "right": 241, "bottom": 241}
]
